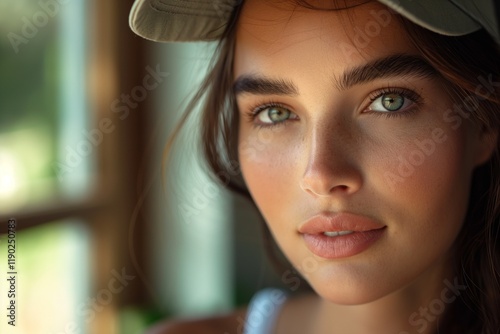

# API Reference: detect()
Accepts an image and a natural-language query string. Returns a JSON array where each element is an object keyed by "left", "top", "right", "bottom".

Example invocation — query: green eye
[
  {"left": 255, "top": 105, "right": 294, "bottom": 125},
  {"left": 268, "top": 107, "right": 290, "bottom": 122},
  {"left": 381, "top": 93, "right": 404, "bottom": 111},
  {"left": 368, "top": 91, "right": 414, "bottom": 113}
]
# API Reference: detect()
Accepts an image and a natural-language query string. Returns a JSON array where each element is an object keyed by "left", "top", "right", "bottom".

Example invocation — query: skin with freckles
[
  {"left": 232, "top": 0, "right": 497, "bottom": 333},
  {"left": 143, "top": 1, "right": 499, "bottom": 334}
]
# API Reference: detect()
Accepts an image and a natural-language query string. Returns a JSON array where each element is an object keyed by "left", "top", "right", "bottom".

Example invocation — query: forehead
[{"left": 234, "top": 0, "right": 418, "bottom": 78}]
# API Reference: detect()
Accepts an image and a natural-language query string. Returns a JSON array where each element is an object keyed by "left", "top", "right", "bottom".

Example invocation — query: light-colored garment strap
[{"left": 243, "top": 288, "right": 289, "bottom": 334}]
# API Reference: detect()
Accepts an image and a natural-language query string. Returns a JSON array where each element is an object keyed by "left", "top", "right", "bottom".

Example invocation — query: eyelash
[
  {"left": 243, "top": 101, "right": 293, "bottom": 130},
  {"left": 243, "top": 87, "right": 423, "bottom": 128},
  {"left": 366, "top": 87, "right": 423, "bottom": 119}
]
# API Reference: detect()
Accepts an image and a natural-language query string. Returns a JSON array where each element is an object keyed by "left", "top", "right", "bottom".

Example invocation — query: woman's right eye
[{"left": 253, "top": 105, "right": 298, "bottom": 126}]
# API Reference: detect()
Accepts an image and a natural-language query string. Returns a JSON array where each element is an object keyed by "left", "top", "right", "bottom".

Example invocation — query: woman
[{"left": 130, "top": 0, "right": 500, "bottom": 333}]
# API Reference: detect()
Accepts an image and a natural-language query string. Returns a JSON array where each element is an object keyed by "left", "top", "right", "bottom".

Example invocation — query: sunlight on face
[{"left": 234, "top": 0, "right": 488, "bottom": 304}]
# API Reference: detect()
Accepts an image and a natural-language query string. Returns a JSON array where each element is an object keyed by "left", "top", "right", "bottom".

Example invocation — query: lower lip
[{"left": 302, "top": 227, "right": 386, "bottom": 259}]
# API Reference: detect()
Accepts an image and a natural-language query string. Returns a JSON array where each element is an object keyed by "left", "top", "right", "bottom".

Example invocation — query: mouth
[
  {"left": 299, "top": 212, "right": 386, "bottom": 259},
  {"left": 323, "top": 230, "right": 354, "bottom": 237}
]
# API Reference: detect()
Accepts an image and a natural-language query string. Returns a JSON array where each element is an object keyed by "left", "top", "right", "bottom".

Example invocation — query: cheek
[
  {"left": 367, "top": 122, "right": 473, "bottom": 277},
  {"left": 239, "top": 134, "right": 308, "bottom": 275},
  {"left": 238, "top": 127, "right": 301, "bottom": 216},
  {"left": 238, "top": 115, "right": 476, "bottom": 304},
  {"left": 375, "top": 123, "right": 471, "bottom": 224},
  {"left": 239, "top": 120, "right": 474, "bottom": 248}
]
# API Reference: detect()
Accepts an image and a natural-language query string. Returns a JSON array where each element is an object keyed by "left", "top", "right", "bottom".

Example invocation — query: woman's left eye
[{"left": 367, "top": 91, "right": 416, "bottom": 113}]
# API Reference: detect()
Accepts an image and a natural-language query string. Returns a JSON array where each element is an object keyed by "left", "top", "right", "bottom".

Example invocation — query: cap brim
[
  {"left": 129, "top": 0, "right": 236, "bottom": 42},
  {"left": 130, "top": 0, "right": 499, "bottom": 43},
  {"left": 379, "top": 0, "right": 481, "bottom": 36}
]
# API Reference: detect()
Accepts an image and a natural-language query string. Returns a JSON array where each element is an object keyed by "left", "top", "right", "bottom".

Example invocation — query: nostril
[{"left": 300, "top": 172, "right": 364, "bottom": 197}]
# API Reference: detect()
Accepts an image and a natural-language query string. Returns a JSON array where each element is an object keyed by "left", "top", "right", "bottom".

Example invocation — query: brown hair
[
  {"left": 400, "top": 20, "right": 500, "bottom": 333},
  {"left": 163, "top": 2, "right": 500, "bottom": 333}
]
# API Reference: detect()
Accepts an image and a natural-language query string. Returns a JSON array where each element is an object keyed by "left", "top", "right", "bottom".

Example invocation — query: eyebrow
[
  {"left": 233, "top": 76, "right": 298, "bottom": 96},
  {"left": 233, "top": 54, "right": 438, "bottom": 97},
  {"left": 336, "top": 54, "right": 438, "bottom": 90}
]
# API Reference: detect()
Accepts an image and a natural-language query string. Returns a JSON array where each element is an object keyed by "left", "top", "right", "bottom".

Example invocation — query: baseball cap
[{"left": 129, "top": 0, "right": 500, "bottom": 43}]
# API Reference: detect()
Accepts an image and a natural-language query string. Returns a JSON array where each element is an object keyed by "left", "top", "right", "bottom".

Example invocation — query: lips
[{"left": 299, "top": 212, "right": 386, "bottom": 259}]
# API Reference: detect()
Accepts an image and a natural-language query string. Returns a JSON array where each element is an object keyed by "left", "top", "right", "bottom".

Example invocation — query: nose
[{"left": 299, "top": 123, "right": 363, "bottom": 197}]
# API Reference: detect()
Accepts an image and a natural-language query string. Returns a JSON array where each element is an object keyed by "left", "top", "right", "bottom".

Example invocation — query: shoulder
[{"left": 145, "top": 308, "right": 247, "bottom": 334}]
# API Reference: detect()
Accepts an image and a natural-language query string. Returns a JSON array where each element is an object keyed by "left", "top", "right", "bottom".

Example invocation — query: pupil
[
  {"left": 382, "top": 94, "right": 404, "bottom": 111},
  {"left": 269, "top": 107, "right": 288, "bottom": 121}
]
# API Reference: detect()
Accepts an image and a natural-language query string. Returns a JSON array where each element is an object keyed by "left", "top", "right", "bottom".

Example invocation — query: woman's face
[{"left": 235, "top": 0, "right": 492, "bottom": 304}]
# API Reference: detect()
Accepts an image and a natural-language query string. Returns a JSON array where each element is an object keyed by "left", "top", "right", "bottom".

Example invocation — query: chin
[
  {"left": 304, "top": 268, "right": 403, "bottom": 305},
  {"left": 313, "top": 285, "right": 391, "bottom": 305}
]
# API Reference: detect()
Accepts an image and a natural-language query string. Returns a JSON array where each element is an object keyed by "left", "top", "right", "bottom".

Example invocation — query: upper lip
[{"left": 298, "top": 212, "right": 385, "bottom": 234}]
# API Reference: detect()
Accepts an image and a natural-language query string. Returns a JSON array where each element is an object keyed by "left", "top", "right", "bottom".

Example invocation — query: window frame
[{"left": 0, "top": 0, "right": 153, "bottom": 331}]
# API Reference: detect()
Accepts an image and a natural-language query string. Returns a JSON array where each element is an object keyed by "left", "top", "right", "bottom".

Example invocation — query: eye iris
[
  {"left": 268, "top": 107, "right": 289, "bottom": 122},
  {"left": 382, "top": 93, "right": 404, "bottom": 111}
]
